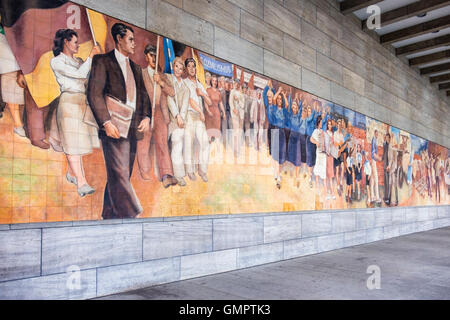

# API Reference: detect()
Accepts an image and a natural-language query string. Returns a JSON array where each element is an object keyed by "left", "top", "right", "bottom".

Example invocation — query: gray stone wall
[
  {"left": 0, "top": 206, "right": 449, "bottom": 299},
  {"left": 73, "top": 0, "right": 450, "bottom": 148},
  {"left": 1, "top": 0, "right": 449, "bottom": 300}
]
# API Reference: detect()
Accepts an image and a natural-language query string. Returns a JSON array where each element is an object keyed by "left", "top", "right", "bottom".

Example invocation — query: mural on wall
[{"left": 0, "top": 0, "right": 449, "bottom": 224}]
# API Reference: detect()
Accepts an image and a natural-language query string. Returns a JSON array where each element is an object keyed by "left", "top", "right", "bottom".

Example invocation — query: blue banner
[
  {"left": 344, "top": 108, "right": 355, "bottom": 124},
  {"left": 163, "top": 38, "right": 175, "bottom": 74},
  {"left": 391, "top": 126, "right": 400, "bottom": 143},
  {"left": 199, "top": 53, "right": 233, "bottom": 77},
  {"left": 354, "top": 112, "right": 366, "bottom": 130},
  {"left": 332, "top": 104, "right": 344, "bottom": 116},
  {"left": 411, "top": 134, "right": 428, "bottom": 155}
]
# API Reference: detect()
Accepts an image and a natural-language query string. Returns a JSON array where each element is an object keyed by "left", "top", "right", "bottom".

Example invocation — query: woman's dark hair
[
  {"left": 53, "top": 29, "right": 78, "bottom": 56},
  {"left": 274, "top": 92, "right": 285, "bottom": 109},
  {"left": 315, "top": 115, "right": 322, "bottom": 128},
  {"left": 185, "top": 57, "right": 196, "bottom": 68},
  {"left": 111, "top": 23, "right": 134, "bottom": 44},
  {"left": 327, "top": 119, "right": 333, "bottom": 131}
]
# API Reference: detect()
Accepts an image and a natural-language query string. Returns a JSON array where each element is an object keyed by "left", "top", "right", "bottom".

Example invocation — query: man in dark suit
[
  {"left": 87, "top": 23, "right": 151, "bottom": 219},
  {"left": 382, "top": 132, "right": 391, "bottom": 205}
]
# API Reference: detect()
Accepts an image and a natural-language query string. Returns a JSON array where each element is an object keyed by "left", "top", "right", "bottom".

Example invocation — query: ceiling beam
[
  {"left": 380, "top": 15, "right": 450, "bottom": 45},
  {"left": 420, "top": 62, "right": 450, "bottom": 75},
  {"left": 362, "top": 0, "right": 450, "bottom": 30},
  {"left": 439, "top": 82, "right": 450, "bottom": 90},
  {"left": 409, "top": 49, "right": 450, "bottom": 66},
  {"left": 430, "top": 73, "right": 450, "bottom": 83},
  {"left": 340, "top": 0, "right": 383, "bottom": 15},
  {"left": 395, "top": 34, "right": 450, "bottom": 56}
]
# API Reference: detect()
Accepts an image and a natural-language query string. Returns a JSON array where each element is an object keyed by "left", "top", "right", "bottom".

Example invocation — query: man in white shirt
[
  {"left": 370, "top": 130, "right": 382, "bottom": 203},
  {"left": 183, "top": 57, "right": 212, "bottom": 182},
  {"left": 229, "top": 78, "right": 245, "bottom": 157},
  {"left": 388, "top": 138, "right": 398, "bottom": 206},
  {"left": 333, "top": 120, "right": 345, "bottom": 194},
  {"left": 167, "top": 56, "right": 190, "bottom": 186},
  {"left": 243, "top": 84, "right": 252, "bottom": 146}
]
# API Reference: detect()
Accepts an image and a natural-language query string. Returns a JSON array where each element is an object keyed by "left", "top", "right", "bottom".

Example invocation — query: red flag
[
  {"left": 240, "top": 67, "right": 245, "bottom": 86},
  {"left": 3, "top": 2, "right": 93, "bottom": 107},
  {"left": 91, "top": 14, "right": 158, "bottom": 69},
  {"left": 248, "top": 73, "right": 255, "bottom": 90}
]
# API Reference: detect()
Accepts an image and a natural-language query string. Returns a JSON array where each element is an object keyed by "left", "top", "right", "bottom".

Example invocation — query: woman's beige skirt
[
  {"left": 1, "top": 71, "right": 24, "bottom": 105},
  {"left": 49, "top": 92, "right": 99, "bottom": 155}
]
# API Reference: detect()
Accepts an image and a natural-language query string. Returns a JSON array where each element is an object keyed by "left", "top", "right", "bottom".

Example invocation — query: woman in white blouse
[{"left": 49, "top": 29, "right": 100, "bottom": 197}]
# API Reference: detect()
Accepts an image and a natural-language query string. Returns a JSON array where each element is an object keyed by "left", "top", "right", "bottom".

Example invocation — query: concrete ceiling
[{"left": 337, "top": 0, "right": 450, "bottom": 96}]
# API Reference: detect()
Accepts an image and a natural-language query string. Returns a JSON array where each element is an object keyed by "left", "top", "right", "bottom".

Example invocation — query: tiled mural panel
[{"left": 0, "top": 1, "right": 448, "bottom": 224}]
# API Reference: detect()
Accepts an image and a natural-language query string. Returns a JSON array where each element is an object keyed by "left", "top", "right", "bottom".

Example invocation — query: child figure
[
  {"left": 355, "top": 144, "right": 363, "bottom": 201},
  {"left": 346, "top": 148, "right": 355, "bottom": 203},
  {"left": 364, "top": 151, "right": 372, "bottom": 205}
]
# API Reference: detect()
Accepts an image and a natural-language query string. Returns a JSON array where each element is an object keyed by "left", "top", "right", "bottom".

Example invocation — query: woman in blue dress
[
  {"left": 263, "top": 82, "right": 275, "bottom": 159},
  {"left": 264, "top": 85, "right": 288, "bottom": 189},
  {"left": 286, "top": 91, "right": 306, "bottom": 188}
]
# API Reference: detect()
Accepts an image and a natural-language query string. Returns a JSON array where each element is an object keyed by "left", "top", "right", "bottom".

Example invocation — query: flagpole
[
  {"left": 191, "top": 47, "right": 198, "bottom": 83},
  {"left": 85, "top": 8, "right": 97, "bottom": 47},
  {"left": 166, "top": 39, "right": 180, "bottom": 123},
  {"left": 151, "top": 35, "right": 160, "bottom": 129}
]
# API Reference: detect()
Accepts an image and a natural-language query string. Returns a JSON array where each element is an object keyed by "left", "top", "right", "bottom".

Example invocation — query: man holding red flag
[{"left": 137, "top": 43, "right": 178, "bottom": 188}]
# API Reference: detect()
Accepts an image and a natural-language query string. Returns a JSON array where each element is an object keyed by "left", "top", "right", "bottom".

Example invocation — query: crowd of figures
[
  {"left": 413, "top": 149, "right": 448, "bottom": 203},
  {"left": 1, "top": 20, "right": 449, "bottom": 220}
]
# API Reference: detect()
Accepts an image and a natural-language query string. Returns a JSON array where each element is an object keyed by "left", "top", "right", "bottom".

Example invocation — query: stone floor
[{"left": 95, "top": 227, "right": 450, "bottom": 300}]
